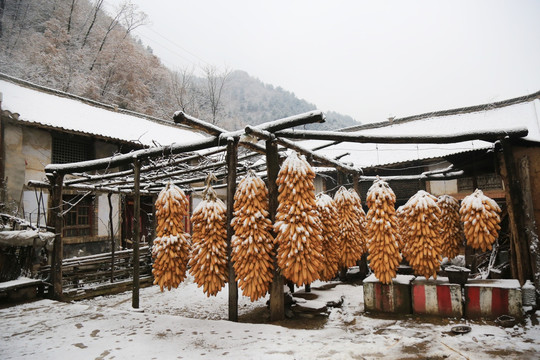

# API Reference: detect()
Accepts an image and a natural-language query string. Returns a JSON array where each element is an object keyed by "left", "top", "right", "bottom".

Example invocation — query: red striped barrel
[
  {"left": 412, "top": 277, "right": 463, "bottom": 317},
  {"left": 363, "top": 274, "right": 414, "bottom": 314},
  {"left": 465, "top": 279, "right": 522, "bottom": 319}
]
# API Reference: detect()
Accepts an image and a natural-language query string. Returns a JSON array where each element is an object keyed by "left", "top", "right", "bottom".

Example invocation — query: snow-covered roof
[
  {"left": 0, "top": 74, "right": 204, "bottom": 147},
  {"left": 306, "top": 91, "right": 540, "bottom": 169}
]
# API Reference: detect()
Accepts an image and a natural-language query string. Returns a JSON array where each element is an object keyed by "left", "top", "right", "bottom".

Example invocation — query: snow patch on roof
[{"left": 0, "top": 78, "right": 204, "bottom": 147}]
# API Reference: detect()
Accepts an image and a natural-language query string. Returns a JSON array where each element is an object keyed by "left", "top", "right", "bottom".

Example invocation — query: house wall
[
  {"left": 4, "top": 123, "right": 26, "bottom": 207},
  {"left": 23, "top": 126, "right": 51, "bottom": 183},
  {"left": 425, "top": 162, "right": 458, "bottom": 197},
  {"left": 2, "top": 120, "right": 131, "bottom": 257}
]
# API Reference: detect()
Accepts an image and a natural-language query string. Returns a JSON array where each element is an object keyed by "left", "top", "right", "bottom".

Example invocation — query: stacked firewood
[
  {"left": 152, "top": 182, "right": 191, "bottom": 291},
  {"left": 231, "top": 171, "right": 275, "bottom": 301},
  {"left": 274, "top": 151, "right": 323, "bottom": 286},
  {"left": 366, "top": 179, "right": 401, "bottom": 284}
]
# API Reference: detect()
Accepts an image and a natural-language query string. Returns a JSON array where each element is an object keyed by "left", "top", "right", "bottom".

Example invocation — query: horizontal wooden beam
[
  {"left": 45, "top": 137, "right": 221, "bottom": 175},
  {"left": 64, "top": 146, "right": 227, "bottom": 186},
  {"left": 275, "top": 127, "right": 529, "bottom": 144},
  {"left": 244, "top": 126, "right": 362, "bottom": 175}
]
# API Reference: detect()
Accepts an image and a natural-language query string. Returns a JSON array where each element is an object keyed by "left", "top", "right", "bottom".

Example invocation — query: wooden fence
[{"left": 40, "top": 246, "right": 153, "bottom": 300}]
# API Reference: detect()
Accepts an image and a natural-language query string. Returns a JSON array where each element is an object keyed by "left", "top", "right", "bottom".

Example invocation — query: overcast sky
[{"left": 106, "top": 0, "right": 540, "bottom": 124}]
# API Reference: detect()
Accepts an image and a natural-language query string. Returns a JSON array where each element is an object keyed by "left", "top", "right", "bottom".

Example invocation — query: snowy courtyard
[{"left": 1, "top": 276, "right": 539, "bottom": 360}]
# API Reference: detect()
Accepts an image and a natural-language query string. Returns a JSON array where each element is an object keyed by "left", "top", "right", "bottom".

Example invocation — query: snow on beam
[
  {"left": 274, "top": 127, "right": 529, "bottom": 144},
  {"left": 358, "top": 170, "right": 465, "bottom": 182},
  {"left": 174, "top": 110, "right": 326, "bottom": 154},
  {"left": 45, "top": 136, "right": 221, "bottom": 175},
  {"left": 27, "top": 180, "right": 153, "bottom": 195},
  {"left": 244, "top": 126, "right": 362, "bottom": 175},
  {"left": 175, "top": 110, "right": 325, "bottom": 138},
  {"left": 173, "top": 111, "right": 266, "bottom": 154},
  {"left": 64, "top": 146, "right": 227, "bottom": 186}
]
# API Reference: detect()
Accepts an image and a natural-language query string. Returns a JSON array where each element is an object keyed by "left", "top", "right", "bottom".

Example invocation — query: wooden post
[
  {"left": 518, "top": 155, "right": 540, "bottom": 299},
  {"left": 353, "top": 174, "right": 360, "bottom": 194},
  {"left": 337, "top": 171, "right": 346, "bottom": 187},
  {"left": 132, "top": 157, "right": 141, "bottom": 309},
  {"left": 226, "top": 137, "right": 239, "bottom": 322},
  {"left": 108, "top": 192, "right": 115, "bottom": 283},
  {"left": 47, "top": 172, "right": 64, "bottom": 300},
  {"left": 498, "top": 139, "right": 531, "bottom": 285},
  {"left": 267, "top": 139, "right": 285, "bottom": 321}
]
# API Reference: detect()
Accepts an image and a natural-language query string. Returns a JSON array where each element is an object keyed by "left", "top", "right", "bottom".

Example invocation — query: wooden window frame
[{"left": 63, "top": 194, "right": 94, "bottom": 238}]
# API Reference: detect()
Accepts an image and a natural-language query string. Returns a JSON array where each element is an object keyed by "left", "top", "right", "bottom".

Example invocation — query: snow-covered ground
[{"left": 1, "top": 275, "right": 539, "bottom": 359}]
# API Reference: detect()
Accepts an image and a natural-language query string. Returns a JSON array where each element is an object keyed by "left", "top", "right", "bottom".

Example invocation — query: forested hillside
[{"left": 0, "top": 0, "right": 359, "bottom": 130}]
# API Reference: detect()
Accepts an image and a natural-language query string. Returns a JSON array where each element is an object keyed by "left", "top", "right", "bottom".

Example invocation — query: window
[
  {"left": 63, "top": 195, "right": 93, "bottom": 237},
  {"left": 457, "top": 174, "right": 503, "bottom": 192},
  {"left": 52, "top": 136, "right": 94, "bottom": 164}
]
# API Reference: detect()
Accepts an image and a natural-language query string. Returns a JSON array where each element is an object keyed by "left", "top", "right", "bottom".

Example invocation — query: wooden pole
[
  {"left": 275, "top": 127, "right": 529, "bottom": 144},
  {"left": 266, "top": 139, "right": 285, "bottom": 321},
  {"left": 108, "top": 192, "right": 115, "bottom": 283},
  {"left": 47, "top": 172, "right": 64, "bottom": 300},
  {"left": 244, "top": 126, "right": 362, "bottom": 176},
  {"left": 132, "top": 157, "right": 141, "bottom": 309},
  {"left": 226, "top": 137, "right": 239, "bottom": 322},
  {"left": 498, "top": 139, "right": 531, "bottom": 285},
  {"left": 518, "top": 155, "right": 540, "bottom": 299}
]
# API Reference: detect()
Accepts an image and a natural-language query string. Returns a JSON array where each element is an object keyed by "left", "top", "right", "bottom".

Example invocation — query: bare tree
[
  {"left": 67, "top": 0, "right": 77, "bottom": 34},
  {"left": 0, "top": 0, "right": 5, "bottom": 38},
  {"left": 81, "top": 0, "right": 103, "bottom": 49},
  {"left": 203, "top": 65, "right": 231, "bottom": 125},
  {"left": 171, "top": 67, "right": 197, "bottom": 113},
  {"left": 119, "top": 2, "right": 148, "bottom": 39}
]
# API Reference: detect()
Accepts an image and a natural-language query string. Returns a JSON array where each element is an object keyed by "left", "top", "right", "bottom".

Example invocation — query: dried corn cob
[
  {"left": 231, "top": 171, "right": 275, "bottom": 301},
  {"left": 334, "top": 186, "right": 366, "bottom": 268},
  {"left": 366, "top": 179, "right": 401, "bottom": 284},
  {"left": 189, "top": 186, "right": 228, "bottom": 297},
  {"left": 316, "top": 193, "right": 340, "bottom": 281},
  {"left": 152, "top": 182, "right": 191, "bottom": 291},
  {"left": 398, "top": 190, "right": 442, "bottom": 279},
  {"left": 437, "top": 195, "right": 463, "bottom": 259},
  {"left": 459, "top": 189, "right": 501, "bottom": 252},
  {"left": 274, "top": 151, "right": 323, "bottom": 287}
]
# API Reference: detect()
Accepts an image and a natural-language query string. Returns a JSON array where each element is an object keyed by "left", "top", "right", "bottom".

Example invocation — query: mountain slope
[{"left": 0, "top": 0, "right": 360, "bottom": 130}]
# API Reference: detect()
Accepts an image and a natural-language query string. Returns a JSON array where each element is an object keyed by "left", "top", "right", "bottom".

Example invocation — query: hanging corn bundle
[
  {"left": 334, "top": 186, "right": 366, "bottom": 268},
  {"left": 399, "top": 190, "right": 442, "bottom": 279},
  {"left": 365, "top": 179, "right": 401, "bottom": 284},
  {"left": 274, "top": 151, "right": 323, "bottom": 287},
  {"left": 231, "top": 171, "right": 275, "bottom": 301},
  {"left": 152, "top": 182, "right": 191, "bottom": 291},
  {"left": 189, "top": 184, "right": 228, "bottom": 297},
  {"left": 349, "top": 188, "right": 368, "bottom": 239},
  {"left": 459, "top": 189, "right": 501, "bottom": 252},
  {"left": 437, "top": 195, "right": 463, "bottom": 259},
  {"left": 395, "top": 205, "right": 410, "bottom": 260},
  {"left": 316, "top": 193, "right": 340, "bottom": 281}
]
